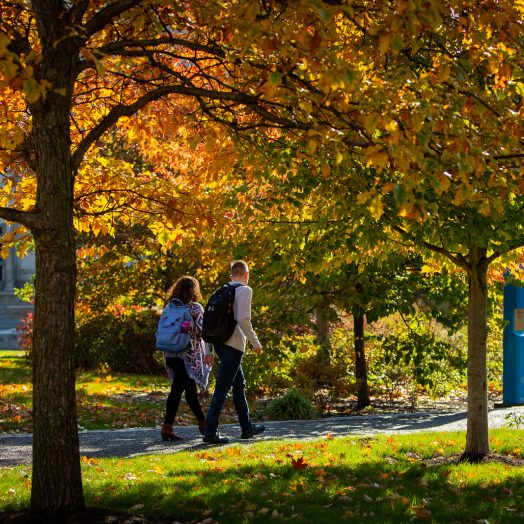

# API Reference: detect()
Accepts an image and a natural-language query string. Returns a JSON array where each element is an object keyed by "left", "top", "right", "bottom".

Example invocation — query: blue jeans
[{"left": 205, "top": 343, "right": 252, "bottom": 435}]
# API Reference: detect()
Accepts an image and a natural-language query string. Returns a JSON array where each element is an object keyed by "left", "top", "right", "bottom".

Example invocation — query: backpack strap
[
  {"left": 170, "top": 298, "right": 185, "bottom": 307},
  {"left": 226, "top": 282, "right": 243, "bottom": 317},
  {"left": 226, "top": 282, "right": 243, "bottom": 301}
]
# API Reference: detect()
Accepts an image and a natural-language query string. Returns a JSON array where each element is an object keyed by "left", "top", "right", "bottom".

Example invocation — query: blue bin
[{"left": 502, "top": 284, "right": 524, "bottom": 405}]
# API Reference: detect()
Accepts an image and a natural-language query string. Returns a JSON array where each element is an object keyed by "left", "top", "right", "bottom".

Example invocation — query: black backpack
[{"left": 202, "top": 283, "right": 242, "bottom": 344}]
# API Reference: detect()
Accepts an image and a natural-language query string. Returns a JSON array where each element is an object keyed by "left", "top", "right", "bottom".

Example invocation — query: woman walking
[{"left": 160, "top": 276, "right": 212, "bottom": 441}]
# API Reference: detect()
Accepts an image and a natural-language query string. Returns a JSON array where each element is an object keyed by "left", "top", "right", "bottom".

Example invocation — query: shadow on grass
[{"left": 84, "top": 458, "right": 524, "bottom": 523}]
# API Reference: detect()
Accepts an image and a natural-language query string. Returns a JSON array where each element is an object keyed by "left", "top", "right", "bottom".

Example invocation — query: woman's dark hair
[{"left": 167, "top": 276, "right": 202, "bottom": 304}]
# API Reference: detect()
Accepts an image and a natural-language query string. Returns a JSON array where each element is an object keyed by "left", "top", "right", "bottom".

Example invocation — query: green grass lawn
[
  {"left": 1, "top": 430, "right": 523, "bottom": 523},
  {"left": 0, "top": 351, "right": 241, "bottom": 434}
]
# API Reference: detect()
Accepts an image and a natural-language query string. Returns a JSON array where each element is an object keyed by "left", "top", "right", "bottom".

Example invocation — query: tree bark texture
[
  {"left": 464, "top": 246, "right": 490, "bottom": 459},
  {"left": 315, "top": 305, "right": 331, "bottom": 366},
  {"left": 353, "top": 313, "right": 370, "bottom": 409},
  {"left": 30, "top": 1, "right": 84, "bottom": 512}
]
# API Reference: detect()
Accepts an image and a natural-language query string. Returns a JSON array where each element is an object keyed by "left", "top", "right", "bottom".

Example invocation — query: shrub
[
  {"left": 16, "top": 311, "right": 33, "bottom": 358},
  {"left": 15, "top": 307, "right": 163, "bottom": 374},
  {"left": 75, "top": 310, "right": 164, "bottom": 374},
  {"left": 265, "top": 388, "right": 317, "bottom": 420},
  {"left": 292, "top": 355, "right": 353, "bottom": 397}
]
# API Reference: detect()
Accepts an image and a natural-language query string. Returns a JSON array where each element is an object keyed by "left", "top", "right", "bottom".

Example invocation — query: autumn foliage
[{"left": 1, "top": 0, "right": 524, "bottom": 514}]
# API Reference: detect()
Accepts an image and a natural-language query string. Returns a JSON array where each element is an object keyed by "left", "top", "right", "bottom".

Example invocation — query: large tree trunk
[
  {"left": 354, "top": 312, "right": 370, "bottom": 409},
  {"left": 463, "top": 247, "right": 490, "bottom": 460},
  {"left": 30, "top": 2, "right": 84, "bottom": 512}
]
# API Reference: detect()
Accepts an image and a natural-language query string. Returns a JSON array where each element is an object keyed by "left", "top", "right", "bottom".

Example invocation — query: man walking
[{"left": 203, "top": 260, "right": 265, "bottom": 444}]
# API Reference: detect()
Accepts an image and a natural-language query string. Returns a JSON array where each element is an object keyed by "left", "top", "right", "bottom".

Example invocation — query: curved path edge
[{"left": 1, "top": 407, "right": 523, "bottom": 467}]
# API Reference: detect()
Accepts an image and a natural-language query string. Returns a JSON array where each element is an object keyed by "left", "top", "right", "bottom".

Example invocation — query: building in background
[{"left": 0, "top": 219, "right": 35, "bottom": 349}]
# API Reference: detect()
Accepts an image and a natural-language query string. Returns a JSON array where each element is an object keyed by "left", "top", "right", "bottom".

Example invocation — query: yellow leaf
[
  {"left": 398, "top": 203, "right": 413, "bottom": 218},
  {"left": 369, "top": 195, "right": 384, "bottom": 220},
  {"left": 379, "top": 33, "right": 392, "bottom": 54},
  {"left": 364, "top": 114, "right": 381, "bottom": 135},
  {"left": 22, "top": 77, "right": 41, "bottom": 104},
  {"left": 479, "top": 200, "right": 491, "bottom": 217},
  {"left": 436, "top": 64, "right": 450, "bottom": 83},
  {"left": 356, "top": 191, "right": 370, "bottom": 205},
  {"left": 366, "top": 150, "right": 389, "bottom": 172},
  {"left": 435, "top": 173, "right": 451, "bottom": 195},
  {"left": 398, "top": 203, "right": 422, "bottom": 220},
  {"left": 299, "top": 100, "right": 313, "bottom": 114}
]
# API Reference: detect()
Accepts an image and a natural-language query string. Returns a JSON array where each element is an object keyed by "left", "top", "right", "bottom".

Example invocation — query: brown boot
[
  {"left": 161, "top": 423, "right": 183, "bottom": 441},
  {"left": 198, "top": 419, "right": 206, "bottom": 436}
]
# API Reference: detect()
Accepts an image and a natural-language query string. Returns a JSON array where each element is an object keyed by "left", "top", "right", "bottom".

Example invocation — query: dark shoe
[
  {"left": 241, "top": 424, "right": 266, "bottom": 439},
  {"left": 161, "top": 423, "right": 183, "bottom": 441},
  {"left": 198, "top": 419, "right": 207, "bottom": 436},
  {"left": 203, "top": 433, "right": 229, "bottom": 445}
]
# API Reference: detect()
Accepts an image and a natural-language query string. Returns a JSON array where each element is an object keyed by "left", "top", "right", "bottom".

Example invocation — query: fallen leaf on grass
[{"left": 291, "top": 457, "right": 308, "bottom": 470}]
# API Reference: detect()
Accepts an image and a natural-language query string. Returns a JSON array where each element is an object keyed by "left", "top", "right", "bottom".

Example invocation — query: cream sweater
[{"left": 225, "top": 283, "right": 261, "bottom": 352}]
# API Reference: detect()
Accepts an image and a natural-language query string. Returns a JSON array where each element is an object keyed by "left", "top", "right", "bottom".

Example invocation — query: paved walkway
[{"left": 2, "top": 406, "right": 523, "bottom": 468}]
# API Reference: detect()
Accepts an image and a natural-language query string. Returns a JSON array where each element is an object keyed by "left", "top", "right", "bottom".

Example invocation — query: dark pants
[
  {"left": 164, "top": 356, "right": 205, "bottom": 424},
  {"left": 205, "top": 343, "right": 252, "bottom": 436}
]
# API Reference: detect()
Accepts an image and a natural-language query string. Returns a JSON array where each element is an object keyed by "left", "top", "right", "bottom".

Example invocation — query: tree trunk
[
  {"left": 30, "top": 2, "right": 84, "bottom": 512},
  {"left": 463, "top": 247, "right": 490, "bottom": 460},
  {"left": 354, "top": 312, "right": 370, "bottom": 409},
  {"left": 315, "top": 305, "right": 331, "bottom": 366}
]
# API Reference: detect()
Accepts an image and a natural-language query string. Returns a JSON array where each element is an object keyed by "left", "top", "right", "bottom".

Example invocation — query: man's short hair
[{"left": 231, "top": 260, "right": 249, "bottom": 277}]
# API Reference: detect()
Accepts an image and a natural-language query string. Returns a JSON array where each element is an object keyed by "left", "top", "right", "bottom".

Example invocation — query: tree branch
[
  {"left": 393, "top": 225, "right": 471, "bottom": 273},
  {"left": 494, "top": 153, "right": 524, "bottom": 160},
  {"left": 485, "top": 237, "right": 524, "bottom": 266},
  {"left": 95, "top": 37, "right": 225, "bottom": 59},
  {"left": 72, "top": 84, "right": 307, "bottom": 171},
  {"left": 84, "top": 0, "right": 143, "bottom": 37},
  {"left": 0, "top": 206, "right": 46, "bottom": 230},
  {"left": 66, "top": 0, "right": 90, "bottom": 25},
  {"left": 458, "top": 89, "right": 501, "bottom": 118}
]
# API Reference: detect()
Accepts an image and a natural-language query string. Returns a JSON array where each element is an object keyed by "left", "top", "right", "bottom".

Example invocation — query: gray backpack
[{"left": 155, "top": 299, "right": 193, "bottom": 353}]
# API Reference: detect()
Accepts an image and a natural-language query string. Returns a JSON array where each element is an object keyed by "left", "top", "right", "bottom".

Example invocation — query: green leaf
[{"left": 391, "top": 34, "right": 404, "bottom": 54}]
